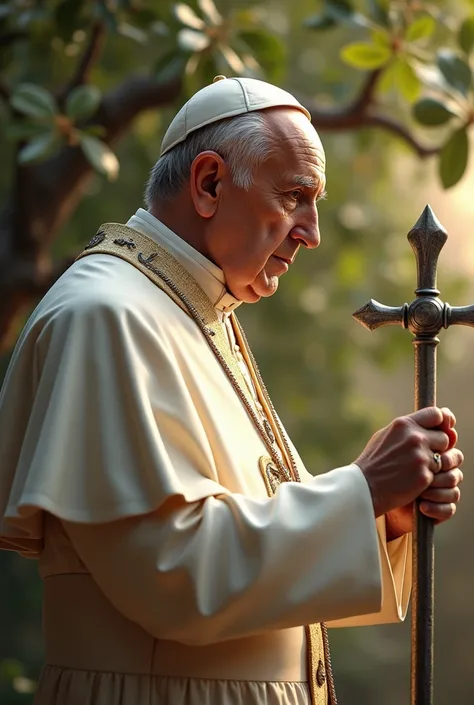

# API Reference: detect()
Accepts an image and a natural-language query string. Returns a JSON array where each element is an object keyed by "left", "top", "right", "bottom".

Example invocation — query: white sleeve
[
  {"left": 62, "top": 464, "right": 385, "bottom": 646},
  {"left": 326, "top": 518, "right": 411, "bottom": 628}
]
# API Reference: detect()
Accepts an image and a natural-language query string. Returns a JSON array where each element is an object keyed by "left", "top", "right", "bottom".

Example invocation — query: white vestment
[{"left": 0, "top": 209, "right": 411, "bottom": 705}]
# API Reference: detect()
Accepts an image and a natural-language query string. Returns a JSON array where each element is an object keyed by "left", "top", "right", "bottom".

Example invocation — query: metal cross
[{"left": 353, "top": 205, "right": 474, "bottom": 705}]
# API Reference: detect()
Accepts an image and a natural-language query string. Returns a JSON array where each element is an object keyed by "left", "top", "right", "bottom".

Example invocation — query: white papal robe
[{"left": 0, "top": 209, "right": 411, "bottom": 705}]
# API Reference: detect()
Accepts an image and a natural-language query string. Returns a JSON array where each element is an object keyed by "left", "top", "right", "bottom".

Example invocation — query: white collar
[{"left": 126, "top": 209, "right": 241, "bottom": 316}]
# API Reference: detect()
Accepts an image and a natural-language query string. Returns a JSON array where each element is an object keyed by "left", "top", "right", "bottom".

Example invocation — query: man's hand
[{"left": 355, "top": 407, "right": 463, "bottom": 529}]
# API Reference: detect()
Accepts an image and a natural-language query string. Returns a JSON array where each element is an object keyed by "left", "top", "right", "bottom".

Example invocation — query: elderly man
[{"left": 0, "top": 77, "right": 463, "bottom": 705}]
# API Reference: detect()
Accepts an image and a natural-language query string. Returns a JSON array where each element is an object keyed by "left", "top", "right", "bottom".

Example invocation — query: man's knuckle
[
  {"left": 408, "top": 431, "right": 425, "bottom": 449},
  {"left": 412, "top": 447, "right": 428, "bottom": 466},
  {"left": 444, "top": 471, "right": 457, "bottom": 488},
  {"left": 391, "top": 416, "right": 408, "bottom": 431},
  {"left": 419, "top": 468, "right": 433, "bottom": 487}
]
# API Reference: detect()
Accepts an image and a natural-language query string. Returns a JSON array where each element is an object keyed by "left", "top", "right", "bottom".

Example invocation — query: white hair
[{"left": 144, "top": 111, "right": 277, "bottom": 206}]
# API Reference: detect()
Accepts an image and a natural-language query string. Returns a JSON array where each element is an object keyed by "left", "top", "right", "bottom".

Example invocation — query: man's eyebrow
[{"left": 292, "top": 175, "right": 320, "bottom": 189}]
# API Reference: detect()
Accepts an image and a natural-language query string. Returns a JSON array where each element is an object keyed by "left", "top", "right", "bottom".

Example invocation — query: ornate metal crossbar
[{"left": 353, "top": 205, "right": 474, "bottom": 705}]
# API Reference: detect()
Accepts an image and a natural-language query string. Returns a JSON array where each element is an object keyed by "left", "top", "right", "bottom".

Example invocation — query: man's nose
[{"left": 291, "top": 206, "right": 321, "bottom": 249}]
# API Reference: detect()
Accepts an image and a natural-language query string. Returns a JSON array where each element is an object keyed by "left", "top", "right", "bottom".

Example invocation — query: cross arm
[
  {"left": 445, "top": 304, "right": 474, "bottom": 328},
  {"left": 353, "top": 299, "right": 408, "bottom": 331}
]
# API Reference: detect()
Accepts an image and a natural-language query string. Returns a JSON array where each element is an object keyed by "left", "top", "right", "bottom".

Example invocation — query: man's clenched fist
[{"left": 355, "top": 407, "right": 463, "bottom": 537}]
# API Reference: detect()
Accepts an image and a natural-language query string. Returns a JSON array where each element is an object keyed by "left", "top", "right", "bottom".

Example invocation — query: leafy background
[{"left": 1, "top": 0, "right": 474, "bottom": 703}]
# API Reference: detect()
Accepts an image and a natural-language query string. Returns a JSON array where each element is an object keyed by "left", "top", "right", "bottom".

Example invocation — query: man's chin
[
  {"left": 249, "top": 276, "right": 279, "bottom": 300},
  {"left": 227, "top": 277, "right": 279, "bottom": 304}
]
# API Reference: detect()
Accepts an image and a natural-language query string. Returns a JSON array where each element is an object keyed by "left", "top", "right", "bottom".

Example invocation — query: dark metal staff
[{"left": 353, "top": 205, "right": 474, "bottom": 705}]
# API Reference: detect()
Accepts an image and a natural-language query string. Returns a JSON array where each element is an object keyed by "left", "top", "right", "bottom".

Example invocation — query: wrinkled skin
[
  {"left": 154, "top": 107, "right": 326, "bottom": 302},
  {"left": 153, "top": 108, "right": 462, "bottom": 537}
]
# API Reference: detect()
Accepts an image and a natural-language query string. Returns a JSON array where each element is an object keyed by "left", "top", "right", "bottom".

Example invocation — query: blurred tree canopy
[
  {"left": 1, "top": 0, "right": 474, "bottom": 351},
  {"left": 1, "top": 0, "right": 473, "bottom": 703}
]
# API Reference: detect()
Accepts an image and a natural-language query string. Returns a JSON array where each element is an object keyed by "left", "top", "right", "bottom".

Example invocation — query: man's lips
[{"left": 272, "top": 255, "right": 290, "bottom": 273}]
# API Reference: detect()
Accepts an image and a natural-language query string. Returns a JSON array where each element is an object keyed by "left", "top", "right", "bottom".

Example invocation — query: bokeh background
[{"left": 1, "top": 0, "right": 473, "bottom": 703}]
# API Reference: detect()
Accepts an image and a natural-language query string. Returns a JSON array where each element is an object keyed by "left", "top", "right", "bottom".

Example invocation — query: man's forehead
[{"left": 274, "top": 118, "right": 326, "bottom": 175}]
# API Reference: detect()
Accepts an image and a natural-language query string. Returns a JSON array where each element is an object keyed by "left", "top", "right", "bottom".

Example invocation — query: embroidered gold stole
[{"left": 76, "top": 223, "right": 337, "bottom": 705}]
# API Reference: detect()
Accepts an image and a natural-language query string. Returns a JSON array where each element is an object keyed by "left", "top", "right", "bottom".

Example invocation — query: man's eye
[{"left": 289, "top": 190, "right": 302, "bottom": 201}]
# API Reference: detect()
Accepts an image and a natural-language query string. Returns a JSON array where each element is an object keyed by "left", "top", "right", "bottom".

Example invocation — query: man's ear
[{"left": 190, "top": 151, "right": 227, "bottom": 219}]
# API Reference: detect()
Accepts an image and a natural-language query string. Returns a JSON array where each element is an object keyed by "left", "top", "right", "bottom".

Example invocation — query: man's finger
[
  {"left": 446, "top": 427, "right": 458, "bottom": 450},
  {"left": 420, "top": 487, "right": 461, "bottom": 503},
  {"left": 430, "top": 467, "right": 463, "bottom": 489},
  {"left": 419, "top": 501, "right": 457, "bottom": 522},
  {"left": 439, "top": 448, "right": 464, "bottom": 471},
  {"left": 424, "top": 429, "right": 451, "bottom": 453},
  {"left": 410, "top": 406, "right": 444, "bottom": 429},
  {"left": 440, "top": 407, "right": 456, "bottom": 430}
]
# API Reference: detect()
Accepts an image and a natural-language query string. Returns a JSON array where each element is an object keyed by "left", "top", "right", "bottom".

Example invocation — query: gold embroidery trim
[{"left": 258, "top": 456, "right": 329, "bottom": 705}]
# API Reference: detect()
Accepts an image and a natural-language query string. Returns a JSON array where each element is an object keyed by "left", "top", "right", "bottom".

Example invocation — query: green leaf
[
  {"left": 437, "top": 50, "right": 472, "bottom": 96},
  {"left": 173, "top": 3, "right": 206, "bottom": 30},
  {"left": 405, "top": 15, "right": 435, "bottom": 42},
  {"left": 393, "top": 59, "right": 421, "bottom": 102},
  {"left": 11, "top": 84, "right": 57, "bottom": 119},
  {"left": 341, "top": 42, "right": 391, "bottom": 69},
  {"left": 155, "top": 50, "right": 188, "bottom": 83},
  {"left": 377, "top": 61, "right": 398, "bottom": 93},
  {"left": 79, "top": 134, "right": 119, "bottom": 181},
  {"left": 459, "top": 17, "right": 474, "bottom": 55},
  {"left": 66, "top": 85, "right": 102, "bottom": 121},
  {"left": 303, "top": 13, "right": 337, "bottom": 31},
  {"left": 6, "top": 122, "right": 53, "bottom": 141},
  {"left": 439, "top": 127, "right": 469, "bottom": 188},
  {"left": 178, "top": 28, "right": 210, "bottom": 52},
  {"left": 413, "top": 98, "right": 458, "bottom": 126},
  {"left": 18, "top": 132, "right": 61, "bottom": 164}
]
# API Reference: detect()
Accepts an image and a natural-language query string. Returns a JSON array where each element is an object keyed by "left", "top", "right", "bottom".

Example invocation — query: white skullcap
[{"left": 160, "top": 75, "right": 311, "bottom": 156}]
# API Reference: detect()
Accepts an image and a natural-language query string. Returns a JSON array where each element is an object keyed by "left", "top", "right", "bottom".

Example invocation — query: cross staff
[{"left": 353, "top": 204, "right": 474, "bottom": 705}]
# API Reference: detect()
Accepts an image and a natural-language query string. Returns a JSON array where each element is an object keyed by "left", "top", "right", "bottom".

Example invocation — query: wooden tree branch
[
  {"left": 363, "top": 114, "right": 439, "bottom": 158},
  {"left": 57, "top": 22, "right": 106, "bottom": 106},
  {"left": 0, "top": 69, "right": 444, "bottom": 352},
  {"left": 306, "top": 69, "right": 439, "bottom": 159}
]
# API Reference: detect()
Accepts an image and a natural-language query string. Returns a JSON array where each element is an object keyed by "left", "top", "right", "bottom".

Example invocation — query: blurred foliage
[
  {"left": 2, "top": 0, "right": 474, "bottom": 185},
  {"left": 1, "top": 1, "right": 473, "bottom": 704}
]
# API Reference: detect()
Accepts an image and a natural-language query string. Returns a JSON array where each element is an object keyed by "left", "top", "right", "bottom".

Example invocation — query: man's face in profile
[{"left": 205, "top": 108, "right": 326, "bottom": 303}]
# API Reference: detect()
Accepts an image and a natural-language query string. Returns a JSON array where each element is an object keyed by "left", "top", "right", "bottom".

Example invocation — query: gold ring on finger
[{"left": 433, "top": 452, "right": 443, "bottom": 473}]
